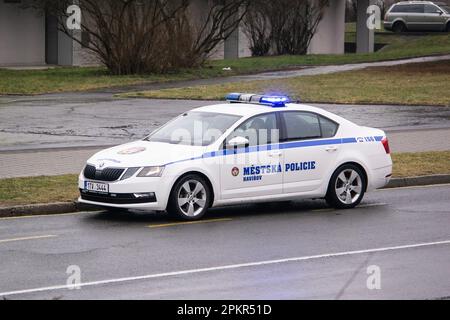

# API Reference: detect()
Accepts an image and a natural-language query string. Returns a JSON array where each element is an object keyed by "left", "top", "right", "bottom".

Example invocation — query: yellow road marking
[
  {"left": 148, "top": 218, "right": 232, "bottom": 228},
  {"left": 0, "top": 235, "right": 57, "bottom": 244},
  {"left": 311, "top": 208, "right": 334, "bottom": 212},
  {"left": 358, "top": 203, "right": 387, "bottom": 208}
]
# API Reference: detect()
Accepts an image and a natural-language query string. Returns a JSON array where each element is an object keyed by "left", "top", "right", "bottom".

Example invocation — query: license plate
[{"left": 84, "top": 181, "right": 109, "bottom": 193}]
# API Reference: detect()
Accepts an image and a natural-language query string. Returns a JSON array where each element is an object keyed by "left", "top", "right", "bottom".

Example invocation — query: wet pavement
[
  {"left": 1, "top": 95, "right": 449, "bottom": 151},
  {"left": 1, "top": 185, "right": 450, "bottom": 299},
  {"left": 1, "top": 96, "right": 449, "bottom": 178}
]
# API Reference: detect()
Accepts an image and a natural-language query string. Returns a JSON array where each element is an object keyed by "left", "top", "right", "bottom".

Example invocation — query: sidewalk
[
  {"left": 1, "top": 128, "right": 449, "bottom": 179},
  {"left": 97, "top": 54, "right": 450, "bottom": 94}
]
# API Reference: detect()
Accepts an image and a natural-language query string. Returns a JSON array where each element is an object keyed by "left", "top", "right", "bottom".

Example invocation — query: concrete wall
[
  {"left": 308, "top": 0, "right": 346, "bottom": 54},
  {"left": 72, "top": 33, "right": 100, "bottom": 66},
  {"left": 356, "top": 0, "right": 375, "bottom": 53},
  {"left": 0, "top": 2, "right": 46, "bottom": 66}
]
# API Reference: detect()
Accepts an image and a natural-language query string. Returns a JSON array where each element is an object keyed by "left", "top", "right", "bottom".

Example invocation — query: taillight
[{"left": 381, "top": 137, "right": 390, "bottom": 154}]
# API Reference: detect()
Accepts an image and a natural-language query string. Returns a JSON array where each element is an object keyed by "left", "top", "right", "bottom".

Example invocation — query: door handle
[
  {"left": 269, "top": 151, "right": 282, "bottom": 157},
  {"left": 325, "top": 146, "right": 338, "bottom": 152}
]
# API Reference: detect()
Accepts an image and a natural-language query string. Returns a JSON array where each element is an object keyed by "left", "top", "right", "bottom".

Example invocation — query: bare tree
[
  {"left": 242, "top": 0, "right": 271, "bottom": 56},
  {"left": 243, "top": 0, "right": 329, "bottom": 56},
  {"left": 190, "top": 0, "right": 249, "bottom": 62},
  {"left": 31, "top": 0, "right": 248, "bottom": 74}
]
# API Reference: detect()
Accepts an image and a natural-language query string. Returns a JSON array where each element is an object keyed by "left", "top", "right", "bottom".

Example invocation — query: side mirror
[{"left": 227, "top": 136, "right": 249, "bottom": 148}]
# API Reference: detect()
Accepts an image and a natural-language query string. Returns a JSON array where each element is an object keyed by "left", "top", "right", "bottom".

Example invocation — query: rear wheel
[
  {"left": 325, "top": 164, "right": 366, "bottom": 209},
  {"left": 446, "top": 22, "right": 450, "bottom": 32},
  {"left": 393, "top": 21, "right": 406, "bottom": 33},
  {"left": 167, "top": 174, "right": 211, "bottom": 220}
]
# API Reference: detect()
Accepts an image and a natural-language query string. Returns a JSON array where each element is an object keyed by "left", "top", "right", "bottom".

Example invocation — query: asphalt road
[
  {"left": 0, "top": 184, "right": 449, "bottom": 300},
  {"left": 1, "top": 95, "right": 450, "bottom": 151}
]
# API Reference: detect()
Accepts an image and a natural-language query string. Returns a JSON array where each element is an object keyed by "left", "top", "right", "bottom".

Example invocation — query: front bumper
[
  {"left": 79, "top": 189, "right": 157, "bottom": 204},
  {"left": 78, "top": 175, "right": 172, "bottom": 211}
]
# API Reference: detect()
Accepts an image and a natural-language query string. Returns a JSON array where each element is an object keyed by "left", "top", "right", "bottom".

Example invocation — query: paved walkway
[
  {"left": 97, "top": 54, "right": 450, "bottom": 93},
  {"left": 1, "top": 127, "right": 449, "bottom": 178}
]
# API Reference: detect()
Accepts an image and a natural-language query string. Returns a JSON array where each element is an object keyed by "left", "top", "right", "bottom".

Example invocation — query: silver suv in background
[{"left": 384, "top": 1, "right": 450, "bottom": 32}]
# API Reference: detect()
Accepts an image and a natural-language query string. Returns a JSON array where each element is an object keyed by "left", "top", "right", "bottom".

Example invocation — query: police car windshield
[{"left": 145, "top": 111, "right": 241, "bottom": 146}]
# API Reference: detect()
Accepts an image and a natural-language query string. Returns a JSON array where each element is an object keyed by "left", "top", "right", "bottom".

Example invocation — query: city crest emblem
[{"left": 231, "top": 167, "right": 239, "bottom": 177}]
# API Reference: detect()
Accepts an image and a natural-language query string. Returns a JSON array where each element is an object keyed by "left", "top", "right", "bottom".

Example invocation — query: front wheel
[
  {"left": 167, "top": 174, "right": 211, "bottom": 220},
  {"left": 325, "top": 164, "right": 366, "bottom": 209}
]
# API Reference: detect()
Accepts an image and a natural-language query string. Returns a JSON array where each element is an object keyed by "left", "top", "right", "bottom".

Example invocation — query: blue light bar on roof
[{"left": 225, "top": 93, "right": 291, "bottom": 107}]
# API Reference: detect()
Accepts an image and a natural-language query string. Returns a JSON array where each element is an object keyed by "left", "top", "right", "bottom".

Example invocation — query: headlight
[{"left": 137, "top": 166, "right": 165, "bottom": 177}]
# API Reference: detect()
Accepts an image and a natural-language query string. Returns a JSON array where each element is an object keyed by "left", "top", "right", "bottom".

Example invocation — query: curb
[
  {"left": 0, "top": 201, "right": 98, "bottom": 218},
  {"left": 1, "top": 174, "right": 449, "bottom": 218},
  {"left": 384, "top": 174, "right": 450, "bottom": 189}
]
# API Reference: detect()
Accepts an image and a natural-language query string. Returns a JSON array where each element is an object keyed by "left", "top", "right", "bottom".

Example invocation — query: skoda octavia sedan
[{"left": 79, "top": 93, "right": 392, "bottom": 220}]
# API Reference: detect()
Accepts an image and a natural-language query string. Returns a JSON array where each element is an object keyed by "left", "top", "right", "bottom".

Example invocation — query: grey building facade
[{"left": 0, "top": 0, "right": 374, "bottom": 67}]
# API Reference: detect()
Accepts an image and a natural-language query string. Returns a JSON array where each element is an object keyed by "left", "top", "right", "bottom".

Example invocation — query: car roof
[
  {"left": 394, "top": 1, "right": 442, "bottom": 5},
  {"left": 193, "top": 102, "right": 326, "bottom": 117}
]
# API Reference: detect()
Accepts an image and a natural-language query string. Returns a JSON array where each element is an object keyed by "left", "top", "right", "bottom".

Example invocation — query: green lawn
[
  {"left": 1, "top": 151, "right": 449, "bottom": 207},
  {"left": 0, "top": 174, "right": 78, "bottom": 207},
  {"left": 122, "top": 60, "right": 450, "bottom": 106},
  {"left": 1, "top": 32, "right": 449, "bottom": 95}
]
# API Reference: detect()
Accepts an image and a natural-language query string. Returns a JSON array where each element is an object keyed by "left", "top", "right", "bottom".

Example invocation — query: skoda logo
[
  {"left": 97, "top": 162, "right": 105, "bottom": 169},
  {"left": 231, "top": 167, "right": 239, "bottom": 177}
]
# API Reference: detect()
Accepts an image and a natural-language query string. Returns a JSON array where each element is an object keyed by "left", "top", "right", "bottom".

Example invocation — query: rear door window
[
  {"left": 409, "top": 4, "right": 424, "bottom": 13},
  {"left": 281, "top": 112, "right": 321, "bottom": 141}
]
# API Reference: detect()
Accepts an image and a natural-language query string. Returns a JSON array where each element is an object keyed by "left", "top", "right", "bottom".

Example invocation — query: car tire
[
  {"left": 167, "top": 174, "right": 212, "bottom": 220},
  {"left": 446, "top": 23, "right": 450, "bottom": 32},
  {"left": 325, "top": 164, "right": 366, "bottom": 209},
  {"left": 392, "top": 21, "right": 406, "bottom": 33}
]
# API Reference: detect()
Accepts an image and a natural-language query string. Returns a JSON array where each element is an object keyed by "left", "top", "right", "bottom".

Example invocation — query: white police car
[{"left": 79, "top": 93, "right": 392, "bottom": 220}]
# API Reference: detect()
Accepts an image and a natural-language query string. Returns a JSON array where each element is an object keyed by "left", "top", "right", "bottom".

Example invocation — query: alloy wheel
[
  {"left": 335, "top": 169, "right": 363, "bottom": 205},
  {"left": 177, "top": 180, "right": 207, "bottom": 217}
]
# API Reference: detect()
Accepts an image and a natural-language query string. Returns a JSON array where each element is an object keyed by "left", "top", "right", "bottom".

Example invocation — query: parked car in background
[{"left": 384, "top": 1, "right": 450, "bottom": 32}]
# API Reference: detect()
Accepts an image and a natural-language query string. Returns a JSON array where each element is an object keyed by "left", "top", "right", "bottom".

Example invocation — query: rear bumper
[{"left": 369, "top": 164, "right": 392, "bottom": 190}]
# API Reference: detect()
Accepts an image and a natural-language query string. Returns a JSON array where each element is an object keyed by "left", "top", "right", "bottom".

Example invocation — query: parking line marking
[
  {"left": 358, "top": 203, "right": 387, "bottom": 208},
  {"left": 0, "top": 235, "right": 57, "bottom": 244},
  {"left": 1, "top": 239, "right": 450, "bottom": 297},
  {"left": 148, "top": 218, "right": 232, "bottom": 228},
  {"left": 311, "top": 208, "right": 334, "bottom": 212}
]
